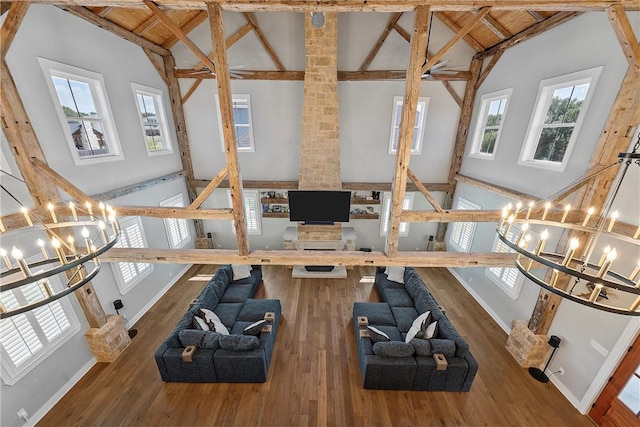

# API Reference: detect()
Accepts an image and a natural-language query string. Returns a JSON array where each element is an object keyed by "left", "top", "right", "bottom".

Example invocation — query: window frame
[
  {"left": 39, "top": 58, "right": 123, "bottom": 166},
  {"left": 388, "top": 96, "right": 429, "bottom": 155},
  {"left": 469, "top": 88, "right": 512, "bottom": 160},
  {"left": 110, "top": 216, "right": 153, "bottom": 294},
  {"left": 0, "top": 260, "right": 80, "bottom": 385},
  {"left": 215, "top": 94, "right": 255, "bottom": 153},
  {"left": 228, "top": 189, "right": 262, "bottom": 235},
  {"left": 518, "top": 67, "right": 602, "bottom": 172},
  {"left": 379, "top": 192, "right": 415, "bottom": 237},
  {"left": 448, "top": 197, "right": 480, "bottom": 253},
  {"left": 131, "top": 83, "right": 174, "bottom": 156},
  {"left": 486, "top": 224, "right": 535, "bottom": 300},
  {"left": 159, "top": 194, "right": 191, "bottom": 249}
]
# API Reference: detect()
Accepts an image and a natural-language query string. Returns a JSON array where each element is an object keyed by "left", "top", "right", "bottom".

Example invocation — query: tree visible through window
[
  {"left": 132, "top": 83, "right": 173, "bottom": 155},
  {"left": 471, "top": 89, "right": 511, "bottom": 158}
]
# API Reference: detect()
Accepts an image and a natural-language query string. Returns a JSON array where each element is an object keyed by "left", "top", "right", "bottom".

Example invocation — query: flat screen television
[{"left": 288, "top": 190, "right": 351, "bottom": 224}]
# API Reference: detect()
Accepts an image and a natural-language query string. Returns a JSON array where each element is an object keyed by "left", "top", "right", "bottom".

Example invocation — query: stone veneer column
[
  {"left": 84, "top": 315, "right": 131, "bottom": 363},
  {"left": 298, "top": 12, "right": 341, "bottom": 192},
  {"left": 505, "top": 320, "right": 551, "bottom": 368}
]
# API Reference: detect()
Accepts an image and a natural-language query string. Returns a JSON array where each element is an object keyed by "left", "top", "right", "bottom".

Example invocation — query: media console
[{"left": 304, "top": 266, "right": 335, "bottom": 272}]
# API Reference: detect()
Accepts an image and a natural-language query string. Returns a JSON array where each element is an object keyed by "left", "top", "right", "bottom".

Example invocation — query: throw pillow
[
  {"left": 404, "top": 311, "right": 432, "bottom": 343},
  {"left": 219, "top": 334, "right": 260, "bottom": 351},
  {"left": 429, "top": 339, "right": 455, "bottom": 358},
  {"left": 231, "top": 264, "right": 252, "bottom": 281},
  {"left": 366, "top": 326, "right": 390, "bottom": 343},
  {"left": 200, "top": 308, "right": 230, "bottom": 335},
  {"left": 387, "top": 266, "right": 405, "bottom": 284},
  {"left": 192, "top": 314, "right": 210, "bottom": 331},
  {"left": 178, "top": 330, "right": 222, "bottom": 350},
  {"left": 372, "top": 341, "right": 415, "bottom": 357},
  {"left": 243, "top": 319, "right": 267, "bottom": 336},
  {"left": 424, "top": 320, "right": 439, "bottom": 339},
  {"left": 410, "top": 338, "right": 432, "bottom": 356}
]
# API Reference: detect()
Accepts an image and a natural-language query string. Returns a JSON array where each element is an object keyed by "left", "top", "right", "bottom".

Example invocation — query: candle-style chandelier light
[
  {"left": 496, "top": 137, "right": 640, "bottom": 316},
  {"left": 0, "top": 176, "right": 119, "bottom": 319}
]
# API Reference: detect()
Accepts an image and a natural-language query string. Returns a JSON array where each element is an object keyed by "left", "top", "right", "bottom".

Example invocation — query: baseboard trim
[
  {"left": 25, "top": 358, "right": 96, "bottom": 427},
  {"left": 447, "top": 268, "right": 511, "bottom": 334}
]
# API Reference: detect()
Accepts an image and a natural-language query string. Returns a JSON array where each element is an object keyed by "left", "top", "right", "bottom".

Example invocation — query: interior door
[{"left": 589, "top": 334, "right": 640, "bottom": 427}]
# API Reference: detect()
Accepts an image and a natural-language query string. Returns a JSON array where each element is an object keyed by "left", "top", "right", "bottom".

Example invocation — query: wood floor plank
[{"left": 37, "top": 265, "right": 593, "bottom": 427}]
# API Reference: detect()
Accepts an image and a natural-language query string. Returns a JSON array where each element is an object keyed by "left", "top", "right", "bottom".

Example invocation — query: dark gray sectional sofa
[
  {"left": 352, "top": 267, "right": 477, "bottom": 391},
  {"left": 155, "top": 265, "right": 282, "bottom": 383}
]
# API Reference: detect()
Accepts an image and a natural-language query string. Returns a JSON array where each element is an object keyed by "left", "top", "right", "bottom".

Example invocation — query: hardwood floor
[{"left": 38, "top": 265, "right": 594, "bottom": 426}]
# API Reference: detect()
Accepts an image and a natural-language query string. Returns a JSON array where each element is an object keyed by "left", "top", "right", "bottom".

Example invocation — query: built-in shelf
[
  {"left": 263, "top": 212, "right": 289, "bottom": 218},
  {"left": 350, "top": 214, "right": 380, "bottom": 220},
  {"left": 261, "top": 197, "right": 288, "bottom": 204},
  {"left": 351, "top": 198, "right": 380, "bottom": 205}
]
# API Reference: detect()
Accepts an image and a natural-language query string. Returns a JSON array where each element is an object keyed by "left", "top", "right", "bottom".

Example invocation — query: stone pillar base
[
  {"left": 505, "top": 320, "right": 550, "bottom": 368},
  {"left": 432, "top": 241, "right": 446, "bottom": 252},
  {"left": 85, "top": 314, "right": 131, "bottom": 363}
]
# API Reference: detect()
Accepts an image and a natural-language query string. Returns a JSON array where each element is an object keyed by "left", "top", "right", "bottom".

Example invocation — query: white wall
[
  {"left": 449, "top": 11, "right": 640, "bottom": 411},
  {"left": 1, "top": 6, "right": 194, "bottom": 426}
]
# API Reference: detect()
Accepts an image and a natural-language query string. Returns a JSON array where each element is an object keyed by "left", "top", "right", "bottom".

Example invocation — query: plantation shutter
[
  {"left": 489, "top": 226, "right": 519, "bottom": 288},
  {"left": 114, "top": 217, "right": 151, "bottom": 287},
  {"left": 450, "top": 198, "right": 480, "bottom": 252}
]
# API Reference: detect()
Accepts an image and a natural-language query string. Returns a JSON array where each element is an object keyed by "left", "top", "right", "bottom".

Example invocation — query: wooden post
[
  {"left": 207, "top": 2, "right": 249, "bottom": 255},
  {"left": 385, "top": 6, "right": 430, "bottom": 257}
]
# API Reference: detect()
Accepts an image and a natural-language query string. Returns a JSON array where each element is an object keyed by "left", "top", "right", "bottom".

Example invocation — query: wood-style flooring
[{"left": 38, "top": 265, "right": 595, "bottom": 426}]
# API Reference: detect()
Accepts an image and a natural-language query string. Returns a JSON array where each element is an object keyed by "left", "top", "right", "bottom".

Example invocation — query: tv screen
[{"left": 288, "top": 191, "right": 351, "bottom": 224}]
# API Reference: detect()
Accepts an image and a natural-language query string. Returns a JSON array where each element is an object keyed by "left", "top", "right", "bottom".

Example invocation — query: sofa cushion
[
  {"left": 237, "top": 299, "right": 279, "bottom": 322},
  {"left": 368, "top": 325, "right": 403, "bottom": 342},
  {"left": 220, "top": 284, "right": 254, "bottom": 303},
  {"left": 214, "top": 303, "right": 243, "bottom": 328},
  {"left": 231, "top": 264, "right": 252, "bottom": 281},
  {"left": 405, "top": 311, "right": 432, "bottom": 342},
  {"left": 219, "top": 334, "right": 260, "bottom": 351},
  {"left": 390, "top": 306, "right": 419, "bottom": 334},
  {"left": 367, "top": 326, "right": 390, "bottom": 342},
  {"left": 200, "top": 308, "right": 229, "bottom": 335},
  {"left": 409, "top": 338, "right": 455, "bottom": 357},
  {"left": 196, "top": 285, "right": 220, "bottom": 311},
  {"left": 353, "top": 302, "right": 396, "bottom": 326},
  {"left": 211, "top": 276, "right": 229, "bottom": 300},
  {"left": 410, "top": 339, "right": 432, "bottom": 356},
  {"left": 372, "top": 341, "right": 415, "bottom": 357},
  {"left": 243, "top": 319, "right": 266, "bottom": 336},
  {"left": 382, "top": 288, "right": 414, "bottom": 307},
  {"left": 387, "top": 266, "right": 405, "bottom": 284},
  {"left": 179, "top": 330, "right": 222, "bottom": 350}
]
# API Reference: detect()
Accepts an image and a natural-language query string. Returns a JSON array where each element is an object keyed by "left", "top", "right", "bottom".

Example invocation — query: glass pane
[
  {"left": 72, "top": 120, "right": 110, "bottom": 157},
  {"left": 138, "top": 94, "right": 158, "bottom": 122},
  {"left": 52, "top": 77, "right": 97, "bottom": 118},
  {"left": 394, "top": 103, "right": 403, "bottom": 127},
  {"left": 543, "top": 84, "right": 589, "bottom": 125},
  {"left": 534, "top": 126, "right": 573, "bottom": 162},
  {"left": 617, "top": 365, "right": 640, "bottom": 415},
  {"left": 145, "top": 125, "right": 163, "bottom": 151},
  {"left": 233, "top": 106, "right": 249, "bottom": 124},
  {"left": 486, "top": 98, "right": 505, "bottom": 126},
  {"left": 480, "top": 129, "right": 498, "bottom": 154},
  {"left": 235, "top": 125, "right": 252, "bottom": 148}
]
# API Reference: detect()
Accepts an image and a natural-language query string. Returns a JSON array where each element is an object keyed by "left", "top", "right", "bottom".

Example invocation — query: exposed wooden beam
[
  {"left": 527, "top": 10, "right": 545, "bottom": 22},
  {"left": 407, "top": 168, "right": 443, "bottom": 213},
  {"left": 175, "top": 69, "right": 470, "bottom": 81},
  {"left": 188, "top": 166, "right": 228, "bottom": 210},
  {"left": 441, "top": 80, "right": 463, "bottom": 109},
  {"left": 477, "top": 10, "right": 511, "bottom": 39},
  {"left": 145, "top": 0, "right": 215, "bottom": 70},
  {"left": 142, "top": 47, "right": 170, "bottom": 86},
  {"left": 162, "top": 10, "right": 207, "bottom": 48},
  {"left": 30, "top": 158, "right": 98, "bottom": 205},
  {"left": 208, "top": 2, "right": 248, "bottom": 255},
  {"left": 226, "top": 22, "right": 252, "bottom": 47},
  {"left": 112, "top": 205, "right": 233, "bottom": 220},
  {"left": 607, "top": 5, "right": 640, "bottom": 74},
  {"left": 191, "top": 179, "right": 452, "bottom": 192},
  {"left": 91, "top": 170, "right": 186, "bottom": 201},
  {"left": 478, "top": 11, "right": 581, "bottom": 59},
  {"left": 132, "top": 12, "right": 160, "bottom": 35},
  {"left": 99, "top": 248, "right": 516, "bottom": 268},
  {"left": 433, "top": 11, "right": 485, "bottom": 52},
  {"left": 181, "top": 78, "right": 203, "bottom": 104},
  {"left": 386, "top": 5, "right": 430, "bottom": 258},
  {"left": 1, "top": 1, "right": 30, "bottom": 60},
  {"left": 393, "top": 22, "right": 411, "bottom": 43},
  {"left": 454, "top": 174, "right": 537, "bottom": 203},
  {"left": 475, "top": 47, "right": 504, "bottom": 89},
  {"left": 359, "top": 12, "right": 403, "bottom": 71},
  {"left": 401, "top": 208, "right": 583, "bottom": 224},
  {"left": 340, "top": 70, "right": 469, "bottom": 81},
  {"left": 56, "top": 6, "right": 170, "bottom": 56},
  {"left": 242, "top": 12, "right": 285, "bottom": 71},
  {"left": 423, "top": 8, "right": 490, "bottom": 74}
]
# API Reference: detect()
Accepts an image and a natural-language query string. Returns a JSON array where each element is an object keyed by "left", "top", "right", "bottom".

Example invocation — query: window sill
[{"left": 517, "top": 158, "right": 567, "bottom": 172}]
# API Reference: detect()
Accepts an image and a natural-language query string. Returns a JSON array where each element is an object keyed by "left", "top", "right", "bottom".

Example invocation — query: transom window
[
  {"left": 449, "top": 197, "right": 480, "bottom": 253},
  {"left": 470, "top": 88, "right": 512, "bottom": 159},
  {"left": 519, "top": 67, "right": 601, "bottom": 171},
  {"left": 132, "top": 83, "right": 173, "bottom": 155},
  {"left": 40, "top": 58, "right": 122, "bottom": 165},
  {"left": 111, "top": 216, "right": 153, "bottom": 294},
  {"left": 159, "top": 194, "right": 191, "bottom": 249},
  {"left": 389, "top": 96, "right": 429, "bottom": 155},
  {"left": 380, "top": 192, "right": 415, "bottom": 237},
  {"left": 216, "top": 94, "right": 255, "bottom": 152},
  {"left": 0, "top": 266, "right": 80, "bottom": 385},
  {"left": 228, "top": 190, "right": 262, "bottom": 235}
]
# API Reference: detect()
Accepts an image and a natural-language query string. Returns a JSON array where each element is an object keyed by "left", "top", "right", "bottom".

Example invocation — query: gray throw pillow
[
  {"left": 178, "top": 330, "right": 222, "bottom": 350},
  {"left": 243, "top": 319, "right": 266, "bottom": 336},
  {"left": 219, "top": 334, "right": 260, "bottom": 351},
  {"left": 429, "top": 339, "right": 456, "bottom": 358},
  {"left": 410, "top": 338, "right": 432, "bottom": 356},
  {"left": 372, "top": 341, "right": 415, "bottom": 357},
  {"left": 366, "top": 326, "right": 390, "bottom": 343}
]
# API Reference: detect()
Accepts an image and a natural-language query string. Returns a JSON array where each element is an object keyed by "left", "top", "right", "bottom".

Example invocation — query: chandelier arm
[{"left": 0, "top": 264, "right": 101, "bottom": 319}]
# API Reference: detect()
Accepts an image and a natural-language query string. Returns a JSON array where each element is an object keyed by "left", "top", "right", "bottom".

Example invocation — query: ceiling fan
[
  {"left": 421, "top": 59, "right": 464, "bottom": 80},
  {"left": 189, "top": 66, "right": 253, "bottom": 80}
]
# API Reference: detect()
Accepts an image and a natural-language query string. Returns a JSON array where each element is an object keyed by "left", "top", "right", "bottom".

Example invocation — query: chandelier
[
  {"left": 0, "top": 180, "right": 119, "bottom": 319},
  {"left": 496, "top": 139, "right": 640, "bottom": 316}
]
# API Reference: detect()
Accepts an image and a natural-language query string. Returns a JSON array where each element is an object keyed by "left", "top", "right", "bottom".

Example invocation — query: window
[
  {"left": 39, "top": 58, "right": 122, "bottom": 165},
  {"left": 111, "top": 216, "right": 153, "bottom": 294},
  {"left": 228, "top": 190, "right": 262, "bottom": 235},
  {"left": 216, "top": 94, "right": 255, "bottom": 152},
  {"left": 486, "top": 224, "right": 532, "bottom": 299},
  {"left": 159, "top": 194, "right": 191, "bottom": 249},
  {"left": 0, "top": 268, "right": 80, "bottom": 385},
  {"left": 380, "top": 192, "right": 415, "bottom": 237},
  {"left": 131, "top": 83, "right": 173, "bottom": 155},
  {"left": 449, "top": 197, "right": 480, "bottom": 253},
  {"left": 470, "top": 88, "right": 512, "bottom": 159},
  {"left": 388, "top": 96, "right": 429, "bottom": 155},
  {"left": 519, "top": 67, "right": 601, "bottom": 171}
]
